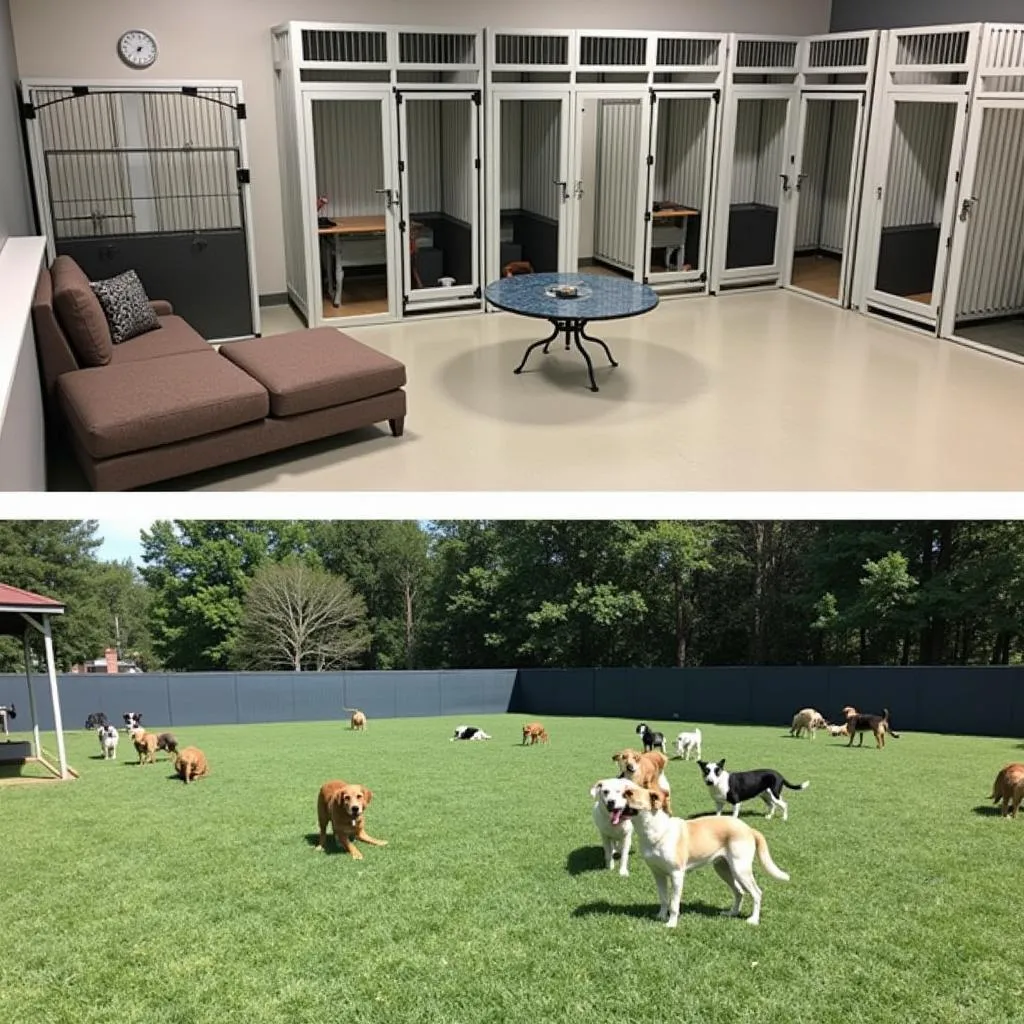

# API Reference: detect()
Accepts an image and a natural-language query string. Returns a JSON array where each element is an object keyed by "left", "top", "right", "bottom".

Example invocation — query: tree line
[{"left": 1, "top": 520, "right": 1022, "bottom": 673}]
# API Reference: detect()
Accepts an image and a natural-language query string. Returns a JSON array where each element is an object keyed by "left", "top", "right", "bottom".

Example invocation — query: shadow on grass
[
  {"left": 572, "top": 899, "right": 727, "bottom": 921},
  {"left": 566, "top": 845, "right": 608, "bottom": 875},
  {"left": 972, "top": 804, "right": 1005, "bottom": 817}
]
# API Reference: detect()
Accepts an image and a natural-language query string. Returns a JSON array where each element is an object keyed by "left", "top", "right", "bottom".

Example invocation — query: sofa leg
[{"left": 388, "top": 416, "right": 405, "bottom": 437}]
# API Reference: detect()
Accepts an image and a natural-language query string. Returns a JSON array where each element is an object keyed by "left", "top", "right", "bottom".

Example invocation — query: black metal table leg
[
  {"left": 514, "top": 320, "right": 562, "bottom": 375},
  {"left": 571, "top": 322, "right": 600, "bottom": 392},
  {"left": 579, "top": 324, "right": 619, "bottom": 367}
]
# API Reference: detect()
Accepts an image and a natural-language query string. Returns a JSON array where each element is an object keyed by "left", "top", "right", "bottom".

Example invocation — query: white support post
[
  {"left": 22, "top": 629, "right": 41, "bottom": 759},
  {"left": 42, "top": 618, "right": 69, "bottom": 779}
]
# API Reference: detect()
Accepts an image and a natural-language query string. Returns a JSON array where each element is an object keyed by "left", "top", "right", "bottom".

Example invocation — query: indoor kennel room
[{"left": 3, "top": 0, "right": 1024, "bottom": 493}]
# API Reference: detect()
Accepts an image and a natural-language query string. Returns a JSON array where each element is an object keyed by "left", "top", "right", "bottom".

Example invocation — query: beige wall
[
  {"left": 0, "top": 0, "right": 33, "bottom": 245},
  {"left": 10, "top": 0, "right": 831, "bottom": 297}
]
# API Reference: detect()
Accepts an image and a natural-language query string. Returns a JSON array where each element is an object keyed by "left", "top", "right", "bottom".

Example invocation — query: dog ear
[
  {"left": 362, "top": 788, "right": 373, "bottom": 806},
  {"left": 590, "top": 782, "right": 602, "bottom": 798},
  {"left": 717, "top": 758, "right": 726, "bottom": 769},
  {"left": 649, "top": 788, "right": 664, "bottom": 810}
]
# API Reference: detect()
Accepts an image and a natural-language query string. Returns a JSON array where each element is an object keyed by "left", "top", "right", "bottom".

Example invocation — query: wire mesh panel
[{"left": 24, "top": 83, "right": 256, "bottom": 339}]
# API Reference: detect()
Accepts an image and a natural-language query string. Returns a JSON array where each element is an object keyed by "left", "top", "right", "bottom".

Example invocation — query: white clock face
[{"left": 117, "top": 30, "right": 158, "bottom": 69}]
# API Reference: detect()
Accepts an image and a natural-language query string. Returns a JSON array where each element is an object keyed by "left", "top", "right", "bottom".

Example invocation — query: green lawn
[{"left": 1, "top": 714, "right": 1021, "bottom": 1024}]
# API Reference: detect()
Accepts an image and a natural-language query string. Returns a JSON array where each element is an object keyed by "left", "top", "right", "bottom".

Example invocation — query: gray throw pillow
[{"left": 90, "top": 270, "right": 161, "bottom": 344}]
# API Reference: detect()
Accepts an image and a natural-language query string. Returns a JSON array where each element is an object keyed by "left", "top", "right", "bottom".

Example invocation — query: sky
[{"left": 95, "top": 519, "right": 151, "bottom": 564}]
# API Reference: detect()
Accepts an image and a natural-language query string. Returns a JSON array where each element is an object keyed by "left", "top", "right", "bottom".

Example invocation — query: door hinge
[
  {"left": 475, "top": 157, "right": 481, "bottom": 170},
  {"left": 20, "top": 101, "right": 35, "bottom": 121},
  {"left": 646, "top": 154, "right": 654, "bottom": 166},
  {"left": 236, "top": 102, "right": 247, "bottom": 120},
  {"left": 644, "top": 210, "right": 651, "bottom": 222},
  {"left": 643, "top": 275, "right": 649, "bottom": 284},
  {"left": 945, "top": 236, "right": 952, "bottom": 249},
  {"left": 395, "top": 90, "right": 403, "bottom": 104},
  {"left": 398, "top": 159, "right": 405, "bottom": 172},
  {"left": 474, "top": 285, "right": 482, "bottom": 298},
  {"left": 399, "top": 220, "right": 407, "bottom": 233},
  {"left": 699, "top": 270, "right": 707, "bottom": 283},
  {"left": 181, "top": 86, "right": 198, "bottom": 97},
  {"left": 71, "top": 85, "right": 89, "bottom": 97},
  {"left": 236, "top": 168, "right": 251, "bottom": 185},
  {"left": 472, "top": 90, "right": 482, "bottom": 105},
  {"left": 713, "top": 89, "right": 721, "bottom": 104},
  {"left": 649, "top": 90, "right": 657, "bottom": 105}
]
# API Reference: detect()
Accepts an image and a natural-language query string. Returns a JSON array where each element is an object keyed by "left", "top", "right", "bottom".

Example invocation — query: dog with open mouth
[
  {"left": 698, "top": 758, "right": 809, "bottom": 821},
  {"left": 315, "top": 780, "right": 387, "bottom": 859},
  {"left": 590, "top": 777, "right": 635, "bottom": 876},
  {"left": 617, "top": 781, "right": 790, "bottom": 927}
]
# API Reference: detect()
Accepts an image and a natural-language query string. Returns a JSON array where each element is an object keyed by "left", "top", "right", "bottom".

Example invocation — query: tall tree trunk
[
  {"left": 859, "top": 625, "right": 867, "bottom": 665},
  {"left": 931, "top": 521, "right": 953, "bottom": 663},
  {"left": 404, "top": 581, "right": 415, "bottom": 669},
  {"left": 918, "top": 525, "right": 935, "bottom": 663},
  {"left": 901, "top": 629, "right": 911, "bottom": 665},
  {"left": 750, "top": 522, "right": 770, "bottom": 663},
  {"left": 674, "top": 579, "right": 686, "bottom": 667}
]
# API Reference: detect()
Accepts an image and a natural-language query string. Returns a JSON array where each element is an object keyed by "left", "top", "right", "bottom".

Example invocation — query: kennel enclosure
[{"left": 19, "top": 79, "right": 259, "bottom": 341}]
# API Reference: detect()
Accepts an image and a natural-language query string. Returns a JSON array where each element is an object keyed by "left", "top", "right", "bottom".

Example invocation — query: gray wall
[
  {"left": 1, "top": 669, "right": 518, "bottom": 731},
  {"left": 0, "top": 0, "right": 31, "bottom": 247},
  {"left": 830, "top": 0, "right": 1021, "bottom": 31}
]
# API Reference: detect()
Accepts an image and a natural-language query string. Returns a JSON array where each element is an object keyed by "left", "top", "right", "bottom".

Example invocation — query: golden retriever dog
[
  {"left": 522, "top": 722, "right": 549, "bottom": 745},
  {"left": 990, "top": 763, "right": 1024, "bottom": 819},
  {"left": 345, "top": 708, "right": 367, "bottom": 731},
  {"left": 315, "top": 780, "right": 387, "bottom": 859},
  {"left": 174, "top": 746, "right": 209, "bottom": 784},
  {"left": 131, "top": 728, "right": 158, "bottom": 765},
  {"left": 790, "top": 708, "right": 827, "bottom": 739},
  {"left": 612, "top": 749, "right": 672, "bottom": 815},
  {"left": 619, "top": 782, "right": 789, "bottom": 927}
]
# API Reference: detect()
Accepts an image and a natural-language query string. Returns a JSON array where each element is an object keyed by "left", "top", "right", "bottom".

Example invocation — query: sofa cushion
[
  {"left": 90, "top": 269, "right": 160, "bottom": 343},
  {"left": 58, "top": 350, "right": 269, "bottom": 460},
  {"left": 218, "top": 328, "right": 407, "bottom": 418},
  {"left": 108, "top": 316, "right": 210, "bottom": 365},
  {"left": 51, "top": 255, "right": 113, "bottom": 367}
]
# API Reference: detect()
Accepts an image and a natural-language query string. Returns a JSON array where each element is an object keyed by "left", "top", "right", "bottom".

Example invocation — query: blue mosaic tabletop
[{"left": 485, "top": 273, "right": 659, "bottom": 321}]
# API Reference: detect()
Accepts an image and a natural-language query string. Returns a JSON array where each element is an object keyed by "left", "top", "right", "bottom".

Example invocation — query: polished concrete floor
[{"left": 65, "top": 287, "right": 1022, "bottom": 492}]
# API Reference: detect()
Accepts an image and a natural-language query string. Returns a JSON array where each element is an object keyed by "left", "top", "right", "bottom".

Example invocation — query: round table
[{"left": 484, "top": 273, "right": 659, "bottom": 392}]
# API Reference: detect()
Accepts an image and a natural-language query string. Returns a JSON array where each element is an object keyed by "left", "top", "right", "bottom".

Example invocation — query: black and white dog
[
  {"left": 450, "top": 725, "right": 492, "bottom": 741},
  {"left": 698, "top": 758, "right": 809, "bottom": 822},
  {"left": 0, "top": 703, "right": 15, "bottom": 737},
  {"left": 636, "top": 722, "right": 666, "bottom": 754},
  {"left": 85, "top": 712, "right": 109, "bottom": 730},
  {"left": 98, "top": 724, "right": 119, "bottom": 760},
  {"left": 122, "top": 711, "right": 143, "bottom": 733}
]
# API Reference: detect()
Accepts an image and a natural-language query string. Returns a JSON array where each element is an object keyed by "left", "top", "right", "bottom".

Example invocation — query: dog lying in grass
[
  {"left": 990, "top": 763, "right": 1024, "bottom": 818},
  {"left": 522, "top": 722, "right": 549, "bottom": 745},
  {"left": 315, "top": 780, "right": 387, "bottom": 859},
  {"left": 617, "top": 782, "right": 790, "bottom": 927},
  {"left": 174, "top": 747, "right": 209, "bottom": 784},
  {"left": 613, "top": 749, "right": 672, "bottom": 816},
  {"left": 790, "top": 708, "right": 827, "bottom": 739},
  {"left": 131, "top": 728, "right": 158, "bottom": 765},
  {"left": 590, "top": 778, "right": 634, "bottom": 876}
]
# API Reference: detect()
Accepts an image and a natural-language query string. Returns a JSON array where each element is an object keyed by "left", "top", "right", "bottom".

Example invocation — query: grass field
[{"left": 2, "top": 714, "right": 1022, "bottom": 1024}]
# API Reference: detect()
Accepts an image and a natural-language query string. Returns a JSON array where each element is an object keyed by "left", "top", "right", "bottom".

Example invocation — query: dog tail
[
  {"left": 883, "top": 709, "right": 900, "bottom": 738},
  {"left": 782, "top": 778, "right": 809, "bottom": 791},
  {"left": 752, "top": 830, "right": 790, "bottom": 882}
]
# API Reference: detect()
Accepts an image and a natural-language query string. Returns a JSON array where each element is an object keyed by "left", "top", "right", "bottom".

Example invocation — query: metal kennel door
[{"left": 20, "top": 80, "right": 259, "bottom": 340}]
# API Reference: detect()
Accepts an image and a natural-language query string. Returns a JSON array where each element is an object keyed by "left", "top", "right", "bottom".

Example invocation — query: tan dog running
[
  {"left": 790, "top": 708, "right": 827, "bottom": 739},
  {"left": 174, "top": 746, "right": 209, "bottom": 783},
  {"left": 345, "top": 708, "right": 367, "bottom": 731},
  {"left": 620, "top": 783, "right": 789, "bottom": 927},
  {"left": 522, "top": 722, "right": 549, "bottom": 745},
  {"left": 316, "top": 780, "right": 387, "bottom": 859},
  {"left": 612, "top": 749, "right": 672, "bottom": 816},
  {"left": 131, "top": 728, "right": 158, "bottom": 765},
  {"left": 990, "top": 763, "right": 1024, "bottom": 818}
]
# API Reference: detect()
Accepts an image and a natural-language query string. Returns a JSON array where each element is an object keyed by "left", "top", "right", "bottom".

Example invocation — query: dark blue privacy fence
[{"left": 1, "top": 666, "right": 1021, "bottom": 737}]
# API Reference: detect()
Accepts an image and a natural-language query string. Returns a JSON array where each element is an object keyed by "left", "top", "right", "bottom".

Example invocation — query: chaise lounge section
[{"left": 32, "top": 256, "right": 406, "bottom": 490}]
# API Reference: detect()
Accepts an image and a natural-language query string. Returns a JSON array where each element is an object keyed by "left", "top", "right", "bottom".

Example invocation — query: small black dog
[
  {"left": 155, "top": 732, "right": 179, "bottom": 758},
  {"left": 85, "top": 712, "right": 109, "bottom": 730},
  {"left": 635, "top": 722, "right": 666, "bottom": 754}
]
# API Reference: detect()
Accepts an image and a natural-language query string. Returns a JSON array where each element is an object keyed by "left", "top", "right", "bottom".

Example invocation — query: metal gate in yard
[{"left": 20, "top": 80, "right": 259, "bottom": 340}]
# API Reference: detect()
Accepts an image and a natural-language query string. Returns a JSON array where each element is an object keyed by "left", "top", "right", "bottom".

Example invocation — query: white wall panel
[
  {"left": 440, "top": 99, "right": 474, "bottom": 225},
  {"left": 594, "top": 99, "right": 641, "bottom": 269},
  {"left": 796, "top": 98, "right": 856, "bottom": 252},
  {"left": 499, "top": 99, "right": 522, "bottom": 210},
  {"left": 273, "top": 50, "right": 307, "bottom": 302},
  {"left": 956, "top": 106, "right": 1024, "bottom": 318},
  {"left": 312, "top": 98, "right": 385, "bottom": 218},
  {"left": 731, "top": 98, "right": 787, "bottom": 207},
  {"left": 520, "top": 99, "right": 561, "bottom": 221},
  {"left": 405, "top": 99, "right": 441, "bottom": 214},
  {"left": 654, "top": 96, "right": 710, "bottom": 209},
  {"left": 881, "top": 101, "right": 955, "bottom": 228}
]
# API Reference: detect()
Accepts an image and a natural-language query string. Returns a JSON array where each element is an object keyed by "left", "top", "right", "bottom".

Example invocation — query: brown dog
[
  {"left": 316, "top": 780, "right": 387, "bottom": 859},
  {"left": 131, "top": 728, "right": 158, "bottom": 765},
  {"left": 345, "top": 708, "right": 367, "bottom": 731},
  {"left": 991, "top": 763, "right": 1024, "bottom": 818},
  {"left": 174, "top": 746, "right": 209, "bottom": 784},
  {"left": 844, "top": 707, "right": 899, "bottom": 749},
  {"left": 155, "top": 732, "right": 179, "bottom": 758},
  {"left": 522, "top": 722, "right": 548, "bottom": 745},
  {"left": 612, "top": 749, "right": 672, "bottom": 815}
]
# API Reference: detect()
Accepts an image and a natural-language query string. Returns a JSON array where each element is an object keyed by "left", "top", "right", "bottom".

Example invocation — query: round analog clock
[{"left": 117, "top": 29, "right": 158, "bottom": 69}]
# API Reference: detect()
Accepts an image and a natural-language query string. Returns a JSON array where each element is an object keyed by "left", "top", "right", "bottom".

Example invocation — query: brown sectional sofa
[{"left": 32, "top": 256, "right": 406, "bottom": 490}]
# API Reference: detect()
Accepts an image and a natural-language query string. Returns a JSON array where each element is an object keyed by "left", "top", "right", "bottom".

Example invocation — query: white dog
[
  {"left": 590, "top": 778, "right": 634, "bottom": 877},
  {"left": 450, "top": 725, "right": 491, "bottom": 741},
  {"left": 675, "top": 727, "right": 702, "bottom": 761},
  {"left": 98, "top": 724, "right": 119, "bottom": 760}
]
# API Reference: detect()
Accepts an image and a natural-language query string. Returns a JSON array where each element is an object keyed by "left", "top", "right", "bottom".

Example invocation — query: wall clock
[{"left": 117, "top": 29, "right": 158, "bottom": 69}]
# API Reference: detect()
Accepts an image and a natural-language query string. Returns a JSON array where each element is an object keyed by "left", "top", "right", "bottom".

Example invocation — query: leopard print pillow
[{"left": 90, "top": 270, "right": 160, "bottom": 344}]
